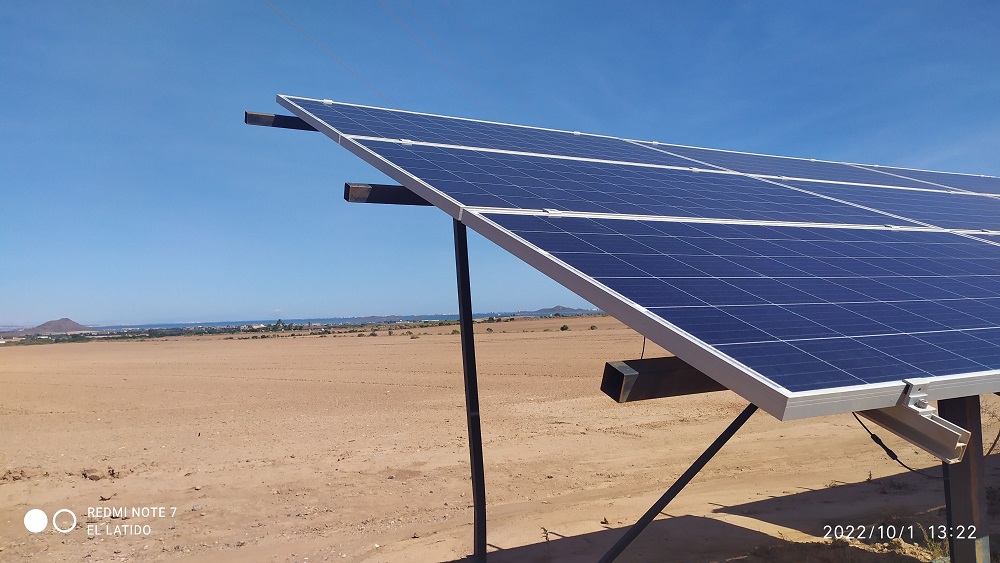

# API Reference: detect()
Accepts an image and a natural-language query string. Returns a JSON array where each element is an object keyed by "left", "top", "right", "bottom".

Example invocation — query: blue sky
[{"left": 2, "top": 1, "right": 998, "bottom": 326}]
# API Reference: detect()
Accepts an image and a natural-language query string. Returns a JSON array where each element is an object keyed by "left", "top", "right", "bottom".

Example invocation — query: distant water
[{"left": 94, "top": 310, "right": 600, "bottom": 331}]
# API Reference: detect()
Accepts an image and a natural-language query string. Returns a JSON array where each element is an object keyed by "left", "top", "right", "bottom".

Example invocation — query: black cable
[{"left": 852, "top": 412, "right": 942, "bottom": 480}]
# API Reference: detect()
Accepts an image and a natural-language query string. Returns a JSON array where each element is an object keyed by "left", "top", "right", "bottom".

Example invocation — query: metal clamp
[{"left": 857, "top": 381, "right": 971, "bottom": 463}]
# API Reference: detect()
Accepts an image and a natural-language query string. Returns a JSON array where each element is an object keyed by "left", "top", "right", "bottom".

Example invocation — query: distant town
[{"left": 0, "top": 306, "right": 604, "bottom": 346}]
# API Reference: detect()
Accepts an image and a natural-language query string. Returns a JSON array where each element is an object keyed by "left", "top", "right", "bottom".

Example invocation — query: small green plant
[
  {"left": 486, "top": 328, "right": 493, "bottom": 333},
  {"left": 917, "top": 523, "right": 949, "bottom": 559},
  {"left": 589, "top": 325, "right": 597, "bottom": 330},
  {"left": 560, "top": 325, "right": 569, "bottom": 331},
  {"left": 451, "top": 329, "right": 460, "bottom": 335}
]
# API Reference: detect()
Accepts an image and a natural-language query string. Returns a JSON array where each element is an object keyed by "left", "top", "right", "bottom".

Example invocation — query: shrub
[
  {"left": 590, "top": 325, "right": 597, "bottom": 330},
  {"left": 560, "top": 325, "right": 569, "bottom": 331}
]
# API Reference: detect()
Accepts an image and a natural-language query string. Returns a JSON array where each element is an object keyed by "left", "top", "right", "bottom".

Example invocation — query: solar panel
[
  {"left": 354, "top": 138, "right": 918, "bottom": 225},
  {"left": 773, "top": 180, "right": 1000, "bottom": 232},
  {"left": 278, "top": 95, "right": 1000, "bottom": 419},
  {"left": 637, "top": 142, "right": 952, "bottom": 190},
  {"left": 485, "top": 214, "right": 1000, "bottom": 392},
  {"left": 282, "top": 97, "right": 696, "bottom": 167},
  {"left": 855, "top": 164, "right": 1000, "bottom": 195}
]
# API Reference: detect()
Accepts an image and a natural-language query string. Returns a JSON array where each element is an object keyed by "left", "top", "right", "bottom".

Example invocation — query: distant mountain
[
  {"left": 17, "top": 318, "right": 94, "bottom": 335},
  {"left": 513, "top": 305, "right": 601, "bottom": 316}
]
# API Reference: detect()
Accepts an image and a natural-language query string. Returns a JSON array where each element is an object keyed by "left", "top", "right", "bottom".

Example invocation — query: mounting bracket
[{"left": 857, "top": 380, "right": 971, "bottom": 463}]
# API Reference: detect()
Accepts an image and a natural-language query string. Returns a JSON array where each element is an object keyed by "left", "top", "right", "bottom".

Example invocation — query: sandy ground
[{"left": 1, "top": 316, "right": 998, "bottom": 562}]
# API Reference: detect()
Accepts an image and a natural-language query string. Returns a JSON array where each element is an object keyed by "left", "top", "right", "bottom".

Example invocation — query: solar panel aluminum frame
[{"left": 276, "top": 95, "right": 1000, "bottom": 421}]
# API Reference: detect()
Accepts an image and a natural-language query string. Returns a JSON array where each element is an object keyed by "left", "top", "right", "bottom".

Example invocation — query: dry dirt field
[{"left": 1, "top": 316, "right": 998, "bottom": 562}]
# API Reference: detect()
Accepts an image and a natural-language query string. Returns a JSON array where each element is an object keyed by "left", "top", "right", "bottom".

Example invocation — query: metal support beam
[
  {"left": 454, "top": 219, "right": 487, "bottom": 562},
  {"left": 344, "top": 182, "right": 432, "bottom": 206},
  {"left": 938, "top": 396, "right": 991, "bottom": 563},
  {"left": 601, "top": 356, "right": 727, "bottom": 403},
  {"left": 244, "top": 111, "right": 317, "bottom": 131},
  {"left": 599, "top": 403, "right": 758, "bottom": 563}
]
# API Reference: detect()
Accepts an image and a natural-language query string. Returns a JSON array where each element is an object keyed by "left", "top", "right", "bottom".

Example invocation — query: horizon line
[{"left": 2, "top": 305, "right": 604, "bottom": 330}]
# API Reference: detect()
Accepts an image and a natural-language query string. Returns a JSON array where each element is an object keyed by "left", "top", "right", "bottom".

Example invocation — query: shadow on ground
[
  {"left": 715, "top": 453, "right": 999, "bottom": 541},
  {"left": 445, "top": 515, "right": 928, "bottom": 562},
  {"left": 445, "top": 454, "right": 1000, "bottom": 562}
]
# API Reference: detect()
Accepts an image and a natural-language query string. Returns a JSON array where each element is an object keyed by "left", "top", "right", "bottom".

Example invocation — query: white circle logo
[
  {"left": 24, "top": 509, "right": 47, "bottom": 533},
  {"left": 52, "top": 508, "right": 77, "bottom": 533}
]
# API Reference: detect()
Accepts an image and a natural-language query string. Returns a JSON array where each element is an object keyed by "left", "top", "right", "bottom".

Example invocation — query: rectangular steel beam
[
  {"left": 601, "top": 356, "right": 727, "bottom": 403},
  {"left": 344, "top": 183, "right": 433, "bottom": 206},
  {"left": 244, "top": 111, "right": 318, "bottom": 131}
]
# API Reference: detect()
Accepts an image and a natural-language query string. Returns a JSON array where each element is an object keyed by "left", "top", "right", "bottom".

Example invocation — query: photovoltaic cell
[
  {"left": 358, "top": 139, "right": 914, "bottom": 225},
  {"left": 485, "top": 213, "right": 1000, "bottom": 392}
]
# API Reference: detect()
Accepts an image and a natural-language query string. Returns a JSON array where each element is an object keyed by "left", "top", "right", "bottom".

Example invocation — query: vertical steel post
[
  {"left": 454, "top": 219, "right": 488, "bottom": 561},
  {"left": 938, "top": 396, "right": 991, "bottom": 563}
]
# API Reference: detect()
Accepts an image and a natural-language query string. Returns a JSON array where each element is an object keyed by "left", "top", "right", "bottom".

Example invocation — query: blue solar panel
[
  {"left": 357, "top": 139, "right": 916, "bottom": 225},
  {"left": 637, "top": 143, "right": 950, "bottom": 189},
  {"left": 854, "top": 164, "right": 1000, "bottom": 195},
  {"left": 280, "top": 97, "right": 697, "bottom": 168},
  {"left": 486, "top": 213, "right": 1000, "bottom": 392},
  {"left": 775, "top": 180, "right": 1000, "bottom": 231},
  {"left": 277, "top": 96, "right": 1000, "bottom": 418}
]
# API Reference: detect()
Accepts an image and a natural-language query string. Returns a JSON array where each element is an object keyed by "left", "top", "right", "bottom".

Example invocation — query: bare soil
[{"left": 2, "top": 316, "right": 998, "bottom": 562}]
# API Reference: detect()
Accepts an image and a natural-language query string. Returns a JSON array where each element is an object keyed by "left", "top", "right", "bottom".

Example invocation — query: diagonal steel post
[{"left": 599, "top": 403, "right": 758, "bottom": 562}]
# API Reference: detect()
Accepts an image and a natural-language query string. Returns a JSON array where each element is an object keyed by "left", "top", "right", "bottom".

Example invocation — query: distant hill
[
  {"left": 17, "top": 318, "right": 94, "bottom": 335},
  {"left": 516, "top": 305, "right": 599, "bottom": 316}
]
